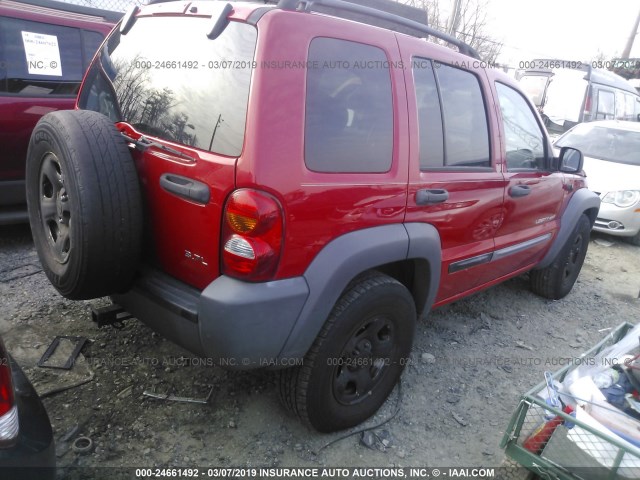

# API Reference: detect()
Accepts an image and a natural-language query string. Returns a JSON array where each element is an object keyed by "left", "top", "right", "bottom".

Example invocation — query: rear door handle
[
  {"left": 416, "top": 188, "right": 449, "bottom": 205},
  {"left": 160, "top": 173, "right": 210, "bottom": 204},
  {"left": 509, "top": 185, "right": 531, "bottom": 198}
]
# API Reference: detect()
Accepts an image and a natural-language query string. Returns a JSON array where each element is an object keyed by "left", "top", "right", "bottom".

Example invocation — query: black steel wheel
[
  {"left": 530, "top": 214, "right": 591, "bottom": 300},
  {"left": 26, "top": 110, "right": 142, "bottom": 300},
  {"left": 279, "top": 272, "right": 416, "bottom": 432}
]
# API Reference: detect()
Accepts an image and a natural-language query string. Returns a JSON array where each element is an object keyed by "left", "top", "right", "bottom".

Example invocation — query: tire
[
  {"left": 26, "top": 110, "right": 142, "bottom": 300},
  {"left": 279, "top": 272, "right": 416, "bottom": 432},
  {"left": 530, "top": 214, "right": 590, "bottom": 300}
]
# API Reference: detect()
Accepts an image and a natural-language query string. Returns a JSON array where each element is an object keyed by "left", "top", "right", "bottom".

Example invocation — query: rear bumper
[
  {"left": 0, "top": 357, "right": 55, "bottom": 480},
  {"left": 112, "top": 269, "right": 309, "bottom": 370}
]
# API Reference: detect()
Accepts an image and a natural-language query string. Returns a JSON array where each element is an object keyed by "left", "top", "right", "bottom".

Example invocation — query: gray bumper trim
[{"left": 198, "top": 276, "right": 309, "bottom": 368}]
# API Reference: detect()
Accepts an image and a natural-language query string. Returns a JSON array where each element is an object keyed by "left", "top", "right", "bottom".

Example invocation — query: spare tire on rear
[{"left": 26, "top": 110, "right": 142, "bottom": 300}]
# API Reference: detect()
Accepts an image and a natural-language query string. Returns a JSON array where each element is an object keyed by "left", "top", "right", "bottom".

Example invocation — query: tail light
[
  {"left": 222, "top": 189, "right": 283, "bottom": 281},
  {"left": 0, "top": 338, "right": 19, "bottom": 446},
  {"left": 583, "top": 87, "right": 592, "bottom": 120}
]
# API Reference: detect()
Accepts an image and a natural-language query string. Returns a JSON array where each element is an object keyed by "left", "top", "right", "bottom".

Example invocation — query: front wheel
[
  {"left": 530, "top": 214, "right": 591, "bottom": 300},
  {"left": 279, "top": 273, "right": 416, "bottom": 432}
]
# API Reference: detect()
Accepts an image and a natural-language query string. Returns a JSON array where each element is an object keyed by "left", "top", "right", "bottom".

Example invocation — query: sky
[
  {"left": 484, "top": 0, "right": 640, "bottom": 66},
  {"left": 65, "top": 0, "right": 640, "bottom": 67}
]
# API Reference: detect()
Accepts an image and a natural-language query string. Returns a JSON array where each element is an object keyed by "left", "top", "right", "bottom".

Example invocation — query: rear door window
[
  {"left": 436, "top": 63, "right": 490, "bottom": 168},
  {"left": 305, "top": 37, "right": 393, "bottom": 173},
  {"left": 412, "top": 61, "right": 490, "bottom": 170},
  {"left": 0, "top": 17, "right": 104, "bottom": 95}
]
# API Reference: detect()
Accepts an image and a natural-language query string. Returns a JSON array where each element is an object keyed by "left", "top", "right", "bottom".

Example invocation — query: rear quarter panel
[{"left": 238, "top": 11, "right": 410, "bottom": 279}]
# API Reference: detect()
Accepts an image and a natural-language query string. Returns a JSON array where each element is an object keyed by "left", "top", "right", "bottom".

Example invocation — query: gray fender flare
[
  {"left": 536, "top": 188, "right": 600, "bottom": 269},
  {"left": 277, "top": 223, "right": 441, "bottom": 360}
]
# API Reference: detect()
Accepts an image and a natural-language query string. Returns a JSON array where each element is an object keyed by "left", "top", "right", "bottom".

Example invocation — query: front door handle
[
  {"left": 509, "top": 185, "right": 531, "bottom": 198},
  {"left": 416, "top": 188, "right": 449, "bottom": 205}
]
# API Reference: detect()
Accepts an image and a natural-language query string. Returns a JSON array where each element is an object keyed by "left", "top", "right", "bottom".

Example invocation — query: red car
[
  {"left": 0, "top": 0, "right": 119, "bottom": 224},
  {"left": 25, "top": 0, "right": 600, "bottom": 432}
]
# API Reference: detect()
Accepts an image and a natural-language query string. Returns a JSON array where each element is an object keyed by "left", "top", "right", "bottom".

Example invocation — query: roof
[{"left": 143, "top": 0, "right": 480, "bottom": 59}]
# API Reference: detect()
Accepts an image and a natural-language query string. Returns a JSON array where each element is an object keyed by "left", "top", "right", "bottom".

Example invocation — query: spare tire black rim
[
  {"left": 39, "top": 152, "right": 71, "bottom": 264},
  {"left": 333, "top": 315, "right": 394, "bottom": 406}
]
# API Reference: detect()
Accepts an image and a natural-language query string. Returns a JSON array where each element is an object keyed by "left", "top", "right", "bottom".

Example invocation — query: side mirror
[{"left": 558, "top": 147, "right": 583, "bottom": 174}]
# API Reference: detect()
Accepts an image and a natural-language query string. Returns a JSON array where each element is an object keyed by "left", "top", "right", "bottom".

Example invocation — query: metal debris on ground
[
  {"left": 452, "top": 411, "right": 469, "bottom": 426},
  {"left": 91, "top": 304, "right": 133, "bottom": 329},
  {"left": 38, "top": 336, "right": 88, "bottom": 370},
  {"left": 142, "top": 385, "right": 214, "bottom": 404},
  {"left": 594, "top": 238, "right": 615, "bottom": 247},
  {"left": 71, "top": 436, "right": 93, "bottom": 454}
]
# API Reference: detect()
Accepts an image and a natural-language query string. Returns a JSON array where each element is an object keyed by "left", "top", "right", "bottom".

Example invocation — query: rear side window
[
  {"left": 413, "top": 59, "right": 444, "bottom": 168},
  {"left": 305, "top": 38, "right": 393, "bottom": 173},
  {"left": 596, "top": 89, "right": 615, "bottom": 120},
  {"left": 412, "top": 59, "right": 490, "bottom": 169},
  {"left": 0, "top": 17, "right": 104, "bottom": 95}
]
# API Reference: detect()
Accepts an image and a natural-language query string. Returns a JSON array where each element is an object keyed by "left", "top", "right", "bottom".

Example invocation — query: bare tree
[{"left": 395, "top": 0, "right": 502, "bottom": 63}]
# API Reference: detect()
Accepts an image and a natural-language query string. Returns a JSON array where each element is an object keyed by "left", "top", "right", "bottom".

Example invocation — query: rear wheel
[
  {"left": 279, "top": 272, "right": 416, "bottom": 432},
  {"left": 26, "top": 110, "right": 142, "bottom": 300},
  {"left": 530, "top": 214, "right": 590, "bottom": 300}
]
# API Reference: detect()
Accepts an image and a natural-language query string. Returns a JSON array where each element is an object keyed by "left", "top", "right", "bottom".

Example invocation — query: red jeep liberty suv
[{"left": 25, "top": 0, "right": 600, "bottom": 432}]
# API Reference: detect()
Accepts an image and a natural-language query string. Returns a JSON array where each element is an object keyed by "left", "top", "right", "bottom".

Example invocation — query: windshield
[
  {"left": 79, "top": 16, "right": 257, "bottom": 157},
  {"left": 555, "top": 123, "right": 640, "bottom": 166},
  {"left": 518, "top": 74, "right": 549, "bottom": 106}
]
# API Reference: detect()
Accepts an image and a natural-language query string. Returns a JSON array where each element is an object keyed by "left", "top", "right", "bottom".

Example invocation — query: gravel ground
[{"left": 1, "top": 223, "right": 639, "bottom": 479}]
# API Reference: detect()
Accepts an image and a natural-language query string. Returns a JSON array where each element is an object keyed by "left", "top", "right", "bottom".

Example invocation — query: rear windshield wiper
[{"left": 121, "top": 133, "right": 194, "bottom": 161}]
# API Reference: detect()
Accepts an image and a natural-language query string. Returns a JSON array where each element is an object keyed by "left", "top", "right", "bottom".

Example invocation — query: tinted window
[
  {"left": 79, "top": 17, "right": 256, "bottom": 157},
  {"left": 413, "top": 59, "right": 444, "bottom": 168},
  {"left": 0, "top": 17, "right": 103, "bottom": 95},
  {"left": 305, "top": 38, "right": 393, "bottom": 173},
  {"left": 435, "top": 63, "right": 490, "bottom": 168},
  {"left": 83, "top": 31, "right": 105, "bottom": 64},
  {"left": 495, "top": 82, "right": 546, "bottom": 171}
]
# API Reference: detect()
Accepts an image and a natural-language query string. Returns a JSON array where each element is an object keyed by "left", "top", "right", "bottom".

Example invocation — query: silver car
[{"left": 555, "top": 120, "right": 640, "bottom": 245}]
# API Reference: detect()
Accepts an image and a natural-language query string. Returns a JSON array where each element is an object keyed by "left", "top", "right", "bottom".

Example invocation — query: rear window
[
  {"left": 304, "top": 37, "right": 393, "bottom": 173},
  {"left": 0, "top": 17, "right": 104, "bottom": 95},
  {"left": 79, "top": 17, "right": 257, "bottom": 157}
]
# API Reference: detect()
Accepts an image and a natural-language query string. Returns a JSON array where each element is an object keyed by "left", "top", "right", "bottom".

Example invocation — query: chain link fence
[{"left": 61, "top": 0, "right": 146, "bottom": 13}]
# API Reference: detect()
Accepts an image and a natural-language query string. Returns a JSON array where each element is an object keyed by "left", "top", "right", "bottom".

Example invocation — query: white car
[{"left": 555, "top": 120, "right": 640, "bottom": 245}]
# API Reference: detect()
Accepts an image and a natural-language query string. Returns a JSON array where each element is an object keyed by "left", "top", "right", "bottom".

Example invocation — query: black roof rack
[{"left": 277, "top": 0, "right": 481, "bottom": 59}]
